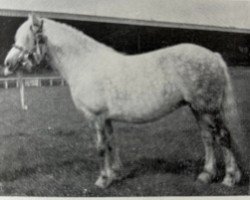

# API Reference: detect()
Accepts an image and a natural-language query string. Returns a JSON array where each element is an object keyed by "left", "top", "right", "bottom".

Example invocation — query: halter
[{"left": 11, "top": 23, "right": 48, "bottom": 72}]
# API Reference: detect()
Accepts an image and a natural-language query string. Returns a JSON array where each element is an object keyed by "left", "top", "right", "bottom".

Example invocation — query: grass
[{"left": 0, "top": 67, "right": 248, "bottom": 196}]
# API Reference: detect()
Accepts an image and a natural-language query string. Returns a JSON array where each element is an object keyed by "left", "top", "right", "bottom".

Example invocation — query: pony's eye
[
  {"left": 27, "top": 53, "right": 33, "bottom": 59},
  {"left": 33, "top": 36, "right": 44, "bottom": 46},
  {"left": 30, "top": 25, "right": 33, "bottom": 32},
  {"left": 37, "top": 36, "right": 45, "bottom": 44}
]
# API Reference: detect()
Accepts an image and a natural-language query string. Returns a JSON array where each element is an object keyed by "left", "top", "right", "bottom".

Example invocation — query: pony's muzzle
[
  {"left": 0, "top": 65, "right": 12, "bottom": 76},
  {"left": 3, "top": 46, "right": 23, "bottom": 74},
  {"left": 3, "top": 59, "right": 15, "bottom": 76},
  {"left": 3, "top": 66, "right": 13, "bottom": 76}
]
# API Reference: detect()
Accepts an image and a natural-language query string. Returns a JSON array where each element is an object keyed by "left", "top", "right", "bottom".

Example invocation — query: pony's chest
[{"left": 69, "top": 76, "right": 107, "bottom": 116}]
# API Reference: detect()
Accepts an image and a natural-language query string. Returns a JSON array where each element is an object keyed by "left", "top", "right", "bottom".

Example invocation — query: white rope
[{"left": 18, "top": 72, "right": 28, "bottom": 110}]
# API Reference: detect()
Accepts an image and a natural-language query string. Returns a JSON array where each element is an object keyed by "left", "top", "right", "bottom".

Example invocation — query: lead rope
[
  {"left": 17, "top": 71, "right": 28, "bottom": 110},
  {"left": 0, "top": 72, "right": 27, "bottom": 131}
]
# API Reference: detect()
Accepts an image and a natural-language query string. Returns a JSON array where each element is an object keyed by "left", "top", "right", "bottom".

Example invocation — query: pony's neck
[{"left": 43, "top": 19, "right": 114, "bottom": 82}]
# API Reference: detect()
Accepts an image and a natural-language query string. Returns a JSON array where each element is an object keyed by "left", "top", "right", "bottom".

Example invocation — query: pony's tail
[{"left": 217, "top": 53, "right": 248, "bottom": 175}]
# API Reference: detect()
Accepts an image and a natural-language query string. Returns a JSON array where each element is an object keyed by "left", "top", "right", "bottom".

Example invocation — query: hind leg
[
  {"left": 215, "top": 124, "right": 241, "bottom": 186},
  {"left": 194, "top": 112, "right": 217, "bottom": 183}
]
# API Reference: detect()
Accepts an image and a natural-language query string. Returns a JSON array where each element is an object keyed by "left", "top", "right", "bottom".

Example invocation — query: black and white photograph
[{"left": 0, "top": 0, "right": 249, "bottom": 197}]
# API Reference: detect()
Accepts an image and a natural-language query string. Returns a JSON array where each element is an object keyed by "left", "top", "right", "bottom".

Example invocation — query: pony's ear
[{"left": 29, "top": 13, "right": 43, "bottom": 33}]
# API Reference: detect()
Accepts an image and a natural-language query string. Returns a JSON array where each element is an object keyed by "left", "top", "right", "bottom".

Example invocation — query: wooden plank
[{"left": 0, "top": 76, "right": 66, "bottom": 89}]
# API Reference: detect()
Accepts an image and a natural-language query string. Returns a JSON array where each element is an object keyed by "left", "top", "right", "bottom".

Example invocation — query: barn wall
[{"left": 0, "top": 16, "right": 250, "bottom": 74}]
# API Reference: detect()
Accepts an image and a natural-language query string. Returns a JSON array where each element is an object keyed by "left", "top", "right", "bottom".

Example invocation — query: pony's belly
[
  {"left": 108, "top": 91, "right": 183, "bottom": 123},
  {"left": 109, "top": 102, "right": 182, "bottom": 123}
]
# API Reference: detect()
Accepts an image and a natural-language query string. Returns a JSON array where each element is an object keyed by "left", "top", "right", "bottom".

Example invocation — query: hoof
[
  {"left": 222, "top": 170, "right": 241, "bottom": 187},
  {"left": 95, "top": 175, "right": 113, "bottom": 189},
  {"left": 95, "top": 171, "right": 122, "bottom": 189},
  {"left": 197, "top": 171, "right": 214, "bottom": 184}
]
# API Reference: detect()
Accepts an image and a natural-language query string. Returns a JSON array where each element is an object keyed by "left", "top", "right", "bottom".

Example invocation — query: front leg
[{"left": 94, "top": 118, "right": 122, "bottom": 188}]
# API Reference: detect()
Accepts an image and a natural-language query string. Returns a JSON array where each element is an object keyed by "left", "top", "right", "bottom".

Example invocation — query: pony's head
[{"left": 3, "top": 14, "right": 48, "bottom": 75}]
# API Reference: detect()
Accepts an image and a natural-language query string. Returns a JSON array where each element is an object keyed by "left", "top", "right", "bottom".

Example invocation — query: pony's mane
[{"left": 43, "top": 18, "right": 118, "bottom": 54}]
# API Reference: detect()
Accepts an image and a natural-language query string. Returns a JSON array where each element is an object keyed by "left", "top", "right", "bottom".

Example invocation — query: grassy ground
[{"left": 0, "top": 67, "right": 248, "bottom": 196}]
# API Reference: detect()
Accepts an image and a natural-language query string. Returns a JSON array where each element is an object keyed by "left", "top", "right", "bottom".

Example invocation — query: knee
[
  {"left": 96, "top": 142, "right": 112, "bottom": 157},
  {"left": 97, "top": 148, "right": 105, "bottom": 157},
  {"left": 216, "top": 129, "right": 231, "bottom": 148},
  {"left": 96, "top": 141, "right": 106, "bottom": 157}
]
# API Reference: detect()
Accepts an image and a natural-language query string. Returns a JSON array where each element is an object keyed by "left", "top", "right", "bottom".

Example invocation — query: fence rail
[{"left": 0, "top": 76, "right": 66, "bottom": 89}]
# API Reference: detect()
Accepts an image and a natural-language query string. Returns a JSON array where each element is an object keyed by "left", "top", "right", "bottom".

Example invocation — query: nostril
[{"left": 4, "top": 60, "right": 10, "bottom": 67}]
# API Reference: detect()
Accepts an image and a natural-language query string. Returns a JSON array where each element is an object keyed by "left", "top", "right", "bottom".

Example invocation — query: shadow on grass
[
  {"left": 125, "top": 157, "right": 203, "bottom": 179},
  {"left": 123, "top": 157, "right": 249, "bottom": 186},
  {"left": 0, "top": 155, "right": 248, "bottom": 189}
]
